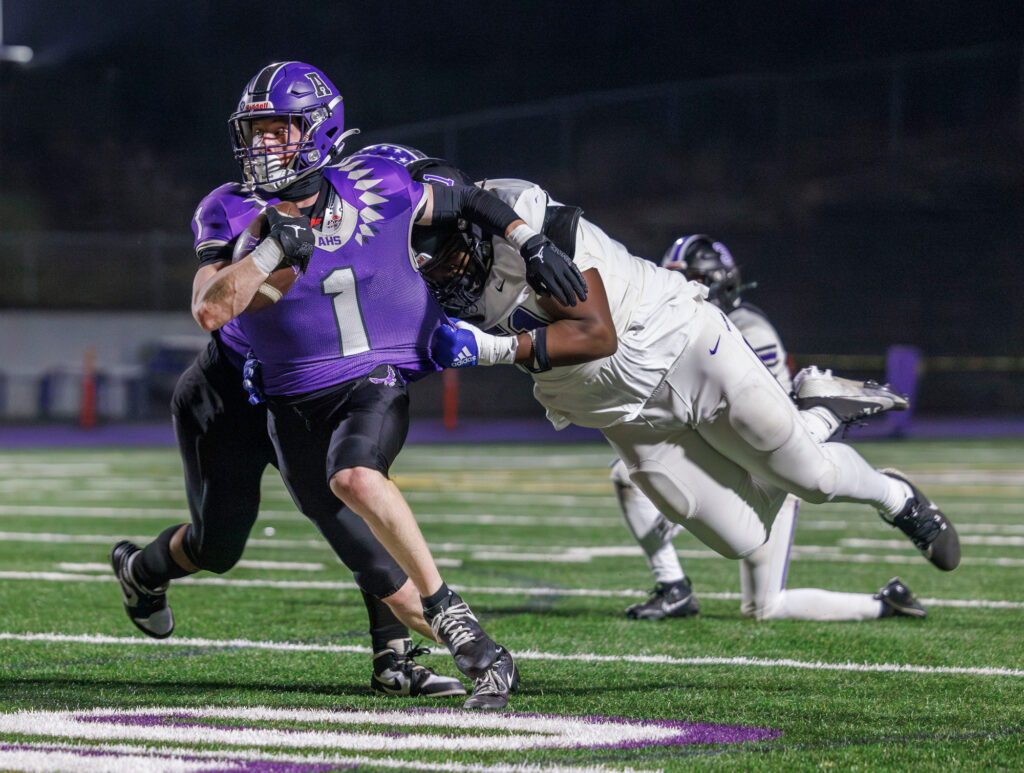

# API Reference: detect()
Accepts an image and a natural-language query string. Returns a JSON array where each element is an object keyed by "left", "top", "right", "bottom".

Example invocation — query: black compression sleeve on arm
[
  {"left": 429, "top": 183, "right": 519, "bottom": 237},
  {"left": 197, "top": 241, "right": 234, "bottom": 269}
]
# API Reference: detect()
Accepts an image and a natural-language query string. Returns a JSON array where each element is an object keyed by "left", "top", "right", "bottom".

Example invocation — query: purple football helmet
[
  {"left": 228, "top": 61, "right": 356, "bottom": 193},
  {"left": 662, "top": 234, "right": 742, "bottom": 309},
  {"left": 356, "top": 143, "right": 428, "bottom": 167}
]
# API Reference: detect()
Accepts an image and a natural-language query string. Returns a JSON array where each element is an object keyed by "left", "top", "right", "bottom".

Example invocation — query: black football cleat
[
  {"left": 878, "top": 469, "right": 960, "bottom": 571},
  {"left": 875, "top": 577, "right": 927, "bottom": 619},
  {"left": 110, "top": 540, "right": 174, "bottom": 638},
  {"left": 371, "top": 639, "right": 466, "bottom": 697},
  {"left": 424, "top": 592, "right": 498, "bottom": 680},
  {"left": 625, "top": 578, "right": 700, "bottom": 620},
  {"left": 463, "top": 645, "right": 520, "bottom": 710}
]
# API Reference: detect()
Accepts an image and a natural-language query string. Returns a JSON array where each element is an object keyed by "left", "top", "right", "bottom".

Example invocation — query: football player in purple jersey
[
  {"left": 109, "top": 125, "right": 471, "bottom": 699},
  {"left": 185, "top": 62, "right": 588, "bottom": 709}
]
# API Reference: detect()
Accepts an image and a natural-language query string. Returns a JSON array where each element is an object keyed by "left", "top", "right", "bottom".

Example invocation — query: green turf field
[{"left": 1, "top": 438, "right": 1022, "bottom": 771}]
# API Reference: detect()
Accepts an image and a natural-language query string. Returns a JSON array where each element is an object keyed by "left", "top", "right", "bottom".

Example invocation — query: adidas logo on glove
[
  {"left": 451, "top": 345, "right": 478, "bottom": 368},
  {"left": 430, "top": 319, "right": 517, "bottom": 369}
]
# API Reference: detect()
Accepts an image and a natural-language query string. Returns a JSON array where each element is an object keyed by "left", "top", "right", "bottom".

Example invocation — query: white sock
[
  {"left": 649, "top": 542, "right": 685, "bottom": 585},
  {"left": 822, "top": 442, "right": 913, "bottom": 515},
  {"left": 878, "top": 477, "right": 914, "bottom": 517}
]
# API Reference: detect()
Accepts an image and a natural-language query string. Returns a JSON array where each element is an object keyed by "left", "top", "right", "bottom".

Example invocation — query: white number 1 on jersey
[{"left": 321, "top": 267, "right": 370, "bottom": 357}]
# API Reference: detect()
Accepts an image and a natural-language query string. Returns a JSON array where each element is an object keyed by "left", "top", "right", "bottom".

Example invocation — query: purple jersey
[
  {"left": 230, "top": 157, "right": 446, "bottom": 395},
  {"left": 190, "top": 183, "right": 282, "bottom": 367}
]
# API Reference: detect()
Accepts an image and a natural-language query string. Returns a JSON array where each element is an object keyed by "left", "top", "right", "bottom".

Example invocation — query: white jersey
[
  {"left": 727, "top": 304, "right": 792, "bottom": 393},
  {"left": 465, "top": 178, "right": 706, "bottom": 430}
]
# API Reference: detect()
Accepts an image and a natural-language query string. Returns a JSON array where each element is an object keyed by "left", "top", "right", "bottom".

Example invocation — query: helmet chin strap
[{"left": 276, "top": 169, "right": 323, "bottom": 202}]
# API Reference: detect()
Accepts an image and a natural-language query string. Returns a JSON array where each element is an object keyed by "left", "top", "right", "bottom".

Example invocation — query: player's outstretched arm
[
  {"left": 431, "top": 268, "right": 614, "bottom": 370},
  {"left": 417, "top": 184, "right": 588, "bottom": 307}
]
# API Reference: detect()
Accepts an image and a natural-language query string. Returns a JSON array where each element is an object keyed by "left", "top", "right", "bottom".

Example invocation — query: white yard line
[
  {"left": 2, "top": 571, "right": 1023, "bottom": 609},
  {"left": 0, "top": 740, "right": 634, "bottom": 773},
  {"left": 1, "top": 631, "right": 1021, "bottom": 678},
  {"left": 2, "top": 528, "right": 1022, "bottom": 568},
  {"left": 55, "top": 560, "right": 326, "bottom": 573}
]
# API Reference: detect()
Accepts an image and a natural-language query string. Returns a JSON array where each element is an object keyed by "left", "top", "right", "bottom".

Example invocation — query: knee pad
[
  {"left": 631, "top": 461, "right": 762, "bottom": 560},
  {"left": 628, "top": 465, "right": 696, "bottom": 526},
  {"left": 727, "top": 374, "right": 795, "bottom": 453}
]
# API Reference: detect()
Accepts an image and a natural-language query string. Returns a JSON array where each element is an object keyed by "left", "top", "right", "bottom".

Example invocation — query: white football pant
[{"left": 604, "top": 299, "right": 908, "bottom": 561}]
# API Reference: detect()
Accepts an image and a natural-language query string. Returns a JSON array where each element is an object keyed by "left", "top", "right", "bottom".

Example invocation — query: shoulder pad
[
  {"left": 324, "top": 156, "right": 418, "bottom": 221},
  {"left": 193, "top": 182, "right": 275, "bottom": 250}
]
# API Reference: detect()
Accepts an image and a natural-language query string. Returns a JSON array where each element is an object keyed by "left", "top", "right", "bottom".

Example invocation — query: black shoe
[
  {"left": 424, "top": 592, "right": 498, "bottom": 679},
  {"left": 878, "top": 469, "right": 961, "bottom": 571},
  {"left": 371, "top": 638, "right": 466, "bottom": 697},
  {"left": 625, "top": 579, "right": 700, "bottom": 620},
  {"left": 875, "top": 577, "right": 927, "bottom": 619},
  {"left": 109, "top": 540, "right": 174, "bottom": 638},
  {"left": 463, "top": 645, "right": 519, "bottom": 710}
]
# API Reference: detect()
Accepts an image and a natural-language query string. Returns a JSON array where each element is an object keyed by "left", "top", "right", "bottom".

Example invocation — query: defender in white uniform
[
  {"left": 366, "top": 150, "right": 957, "bottom": 623},
  {"left": 414, "top": 166, "right": 960, "bottom": 599},
  {"left": 611, "top": 234, "right": 922, "bottom": 622}
]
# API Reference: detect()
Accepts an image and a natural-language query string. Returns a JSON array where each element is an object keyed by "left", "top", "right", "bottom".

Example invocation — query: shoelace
[
  {"left": 398, "top": 645, "right": 433, "bottom": 675},
  {"left": 430, "top": 602, "right": 480, "bottom": 651},
  {"left": 472, "top": 664, "right": 510, "bottom": 697},
  {"left": 890, "top": 504, "right": 942, "bottom": 549}
]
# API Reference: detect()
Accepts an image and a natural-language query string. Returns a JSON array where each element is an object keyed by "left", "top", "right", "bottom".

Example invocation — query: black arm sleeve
[
  {"left": 196, "top": 238, "right": 237, "bottom": 269},
  {"left": 429, "top": 183, "right": 520, "bottom": 238}
]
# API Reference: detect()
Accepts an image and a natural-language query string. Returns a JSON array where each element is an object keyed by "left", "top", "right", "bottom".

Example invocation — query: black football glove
[
  {"left": 520, "top": 234, "right": 588, "bottom": 307},
  {"left": 266, "top": 207, "right": 315, "bottom": 273}
]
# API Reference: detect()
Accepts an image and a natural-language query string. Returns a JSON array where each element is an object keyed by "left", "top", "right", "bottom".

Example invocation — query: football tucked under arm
[{"left": 232, "top": 201, "right": 303, "bottom": 313}]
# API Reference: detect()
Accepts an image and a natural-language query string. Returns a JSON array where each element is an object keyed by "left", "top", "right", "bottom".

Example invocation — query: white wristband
[
  {"left": 505, "top": 223, "right": 540, "bottom": 252},
  {"left": 249, "top": 238, "right": 284, "bottom": 274},
  {"left": 455, "top": 320, "right": 519, "bottom": 366},
  {"left": 479, "top": 333, "right": 519, "bottom": 366}
]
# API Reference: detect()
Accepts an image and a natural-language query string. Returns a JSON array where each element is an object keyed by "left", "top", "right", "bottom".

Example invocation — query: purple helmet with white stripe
[
  {"left": 228, "top": 61, "right": 355, "bottom": 193},
  {"left": 662, "top": 234, "right": 743, "bottom": 309}
]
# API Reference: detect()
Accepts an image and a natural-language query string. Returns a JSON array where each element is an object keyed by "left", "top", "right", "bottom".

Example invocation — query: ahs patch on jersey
[{"left": 0, "top": 706, "right": 780, "bottom": 771}]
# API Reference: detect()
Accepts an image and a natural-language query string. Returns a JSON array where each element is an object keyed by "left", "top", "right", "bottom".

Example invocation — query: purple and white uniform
[
  {"left": 233, "top": 156, "right": 446, "bottom": 396},
  {"left": 185, "top": 179, "right": 412, "bottom": 596}
]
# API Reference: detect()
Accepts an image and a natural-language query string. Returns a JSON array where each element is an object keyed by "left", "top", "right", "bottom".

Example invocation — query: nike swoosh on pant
[{"left": 709, "top": 335, "right": 721, "bottom": 355}]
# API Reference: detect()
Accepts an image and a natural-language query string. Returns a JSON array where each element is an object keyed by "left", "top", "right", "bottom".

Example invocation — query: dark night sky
[
  {"left": 2, "top": 0, "right": 1023, "bottom": 368},
  {"left": 6, "top": 1, "right": 1023, "bottom": 125},
  {"left": 5, "top": 0, "right": 1021, "bottom": 212}
]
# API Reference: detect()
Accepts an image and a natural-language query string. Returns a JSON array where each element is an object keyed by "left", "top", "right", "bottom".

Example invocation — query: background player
[{"left": 613, "top": 234, "right": 921, "bottom": 622}]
